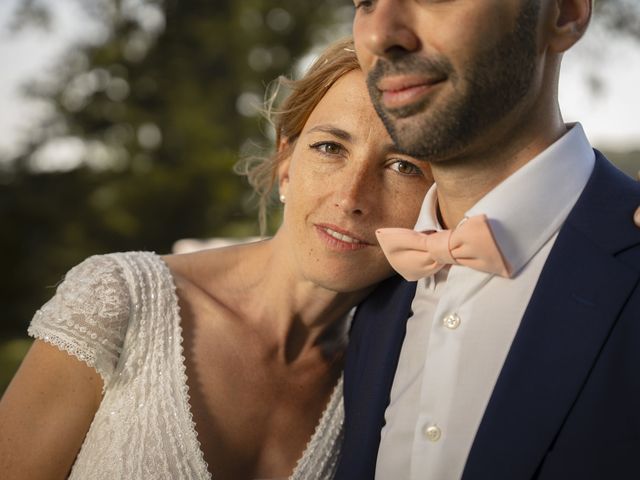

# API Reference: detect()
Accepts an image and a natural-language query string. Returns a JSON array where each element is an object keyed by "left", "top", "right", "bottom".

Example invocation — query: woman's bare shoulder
[
  {"left": 162, "top": 244, "right": 244, "bottom": 286},
  {"left": 161, "top": 241, "right": 269, "bottom": 314}
]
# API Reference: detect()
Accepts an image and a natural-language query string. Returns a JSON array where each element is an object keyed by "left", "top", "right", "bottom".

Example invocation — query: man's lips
[{"left": 377, "top": 75, "right": 445, "bottom": 110}]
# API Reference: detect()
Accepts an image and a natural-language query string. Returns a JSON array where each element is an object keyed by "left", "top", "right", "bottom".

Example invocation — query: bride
[{"left": 0, "top": 38, "right": 432, "bottom": 480}]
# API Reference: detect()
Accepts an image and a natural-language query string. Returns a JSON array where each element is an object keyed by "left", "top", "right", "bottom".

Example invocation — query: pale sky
[{"left": 1, "top": 1, "right": 639, "bottom": 164}]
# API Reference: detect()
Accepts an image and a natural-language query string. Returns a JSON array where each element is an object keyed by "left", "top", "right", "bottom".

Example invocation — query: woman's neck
[{"left": 219, "top": 239, "right": 373, "bottom": 364}]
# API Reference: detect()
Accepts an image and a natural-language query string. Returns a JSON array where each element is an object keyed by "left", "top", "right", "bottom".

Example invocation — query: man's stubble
[{"left": 367, "top": 0, "right": 541, "bottom": 161}]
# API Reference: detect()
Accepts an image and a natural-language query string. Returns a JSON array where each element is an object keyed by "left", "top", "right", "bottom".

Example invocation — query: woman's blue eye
[{"left": 390, "top": 160, "right": 423, "bottom": 176}]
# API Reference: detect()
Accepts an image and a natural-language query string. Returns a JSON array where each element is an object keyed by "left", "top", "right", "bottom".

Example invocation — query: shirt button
[
  {"left": 423, "top": 424, "right": 442, "bottom": 442},
  {"left": 443, "top": 313, "right": 461, "bottom": 329}
]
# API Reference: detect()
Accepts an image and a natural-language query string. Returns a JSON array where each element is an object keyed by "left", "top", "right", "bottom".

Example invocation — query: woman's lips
[{"left": 315, "top": 224, "right": 372, "bottom": 251}]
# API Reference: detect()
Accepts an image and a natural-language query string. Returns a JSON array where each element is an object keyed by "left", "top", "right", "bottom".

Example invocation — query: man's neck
[{"left": 431, "top": 116, "right": 567, "bottom": 229}]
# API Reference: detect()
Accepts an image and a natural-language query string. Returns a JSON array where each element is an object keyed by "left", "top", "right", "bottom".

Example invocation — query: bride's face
[{"left": 277, "top": 70, "right": 432, "bottom": 292}]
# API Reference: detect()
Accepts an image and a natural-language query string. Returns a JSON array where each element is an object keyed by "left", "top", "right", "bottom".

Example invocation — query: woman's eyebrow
[
  {"left": 306, "top": 124, "right": 405, "bottom": 155},
  {"left": 306, "top": 124, "right": 353, "bottom": 142}
]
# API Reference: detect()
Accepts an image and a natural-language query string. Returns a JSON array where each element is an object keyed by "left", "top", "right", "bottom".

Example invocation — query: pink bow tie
[{"left": 375, "top": 214, "right": 511, "bottom": 281}]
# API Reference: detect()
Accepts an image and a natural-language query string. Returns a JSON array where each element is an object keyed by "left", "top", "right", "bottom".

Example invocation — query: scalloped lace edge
[
  {"left": 154, "top": 253, "right": 213, "bottom": 480},
  {"left": 290, "top": 374, "right": 344, "bottom": 479}
]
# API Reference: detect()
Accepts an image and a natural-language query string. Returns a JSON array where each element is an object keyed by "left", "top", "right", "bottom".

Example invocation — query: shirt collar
[{"left": 413, "top": 123, "right": 595, "bottom": 277}]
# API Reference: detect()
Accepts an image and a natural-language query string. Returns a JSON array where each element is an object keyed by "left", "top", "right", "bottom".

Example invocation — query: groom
[{"left": 336, "top": 1, "right": 640, "bottom": 479}]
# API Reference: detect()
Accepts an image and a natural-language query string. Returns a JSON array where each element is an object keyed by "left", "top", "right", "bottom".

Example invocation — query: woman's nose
[{"left": 335, "top": 167, "right": 375, "bottom": 216}]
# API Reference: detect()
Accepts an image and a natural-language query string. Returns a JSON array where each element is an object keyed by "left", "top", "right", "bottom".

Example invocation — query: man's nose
[{"left": 357, "top": 0, "right": 420, "bottom": 60}]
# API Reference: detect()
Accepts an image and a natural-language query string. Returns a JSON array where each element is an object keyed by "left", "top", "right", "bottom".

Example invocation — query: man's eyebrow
[{"left": 306, "top": 125, "right": 353, "bottom": 142}]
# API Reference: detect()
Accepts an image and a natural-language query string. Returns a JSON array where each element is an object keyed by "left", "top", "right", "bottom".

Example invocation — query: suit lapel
[
  {"left": 463, "top": 153, "right": 640, "bottom": 479},
  {"left": 337, "top": 275, "right": 416, "bottom": 479},
  {"left": 462, "top": 225, "right": 639, "bottom": 479}
]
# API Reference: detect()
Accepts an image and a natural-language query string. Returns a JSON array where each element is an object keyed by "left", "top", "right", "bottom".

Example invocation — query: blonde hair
[{"left": 236, "top": 37, "right": 360, "bottom": 234}]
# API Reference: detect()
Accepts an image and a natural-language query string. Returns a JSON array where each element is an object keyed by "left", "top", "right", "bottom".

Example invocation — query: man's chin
[
  {"left": 384, "top": 115, "right": 432, "bottom": 152},
  {"left": 386, "top": 118, "right": 466, "bottom": 160},
  {"left": 383, "top": 96, "right": 433, "bottom": 120}
]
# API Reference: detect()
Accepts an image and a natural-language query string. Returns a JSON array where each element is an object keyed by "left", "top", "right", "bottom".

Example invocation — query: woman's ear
[
  {"left": 545, "top": 0, "right": 592, "bottom": 53},
  {"left": 277, "top": 137, "right": 292, "bottom": 199}
]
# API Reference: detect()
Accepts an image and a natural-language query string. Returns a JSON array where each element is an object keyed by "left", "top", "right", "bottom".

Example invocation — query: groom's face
[{"left": 353, "top": 0, "right": 541, "bottom": 161}]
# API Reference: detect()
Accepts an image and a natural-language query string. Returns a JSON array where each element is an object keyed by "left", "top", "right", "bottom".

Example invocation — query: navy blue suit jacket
[{"left": 335, "top": 152, "right": 640, "bottom": 479}]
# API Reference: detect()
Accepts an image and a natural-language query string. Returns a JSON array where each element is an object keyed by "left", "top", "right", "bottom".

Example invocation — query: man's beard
[{"left": 366, "top": 0, "right": 540, "bottom": 160}]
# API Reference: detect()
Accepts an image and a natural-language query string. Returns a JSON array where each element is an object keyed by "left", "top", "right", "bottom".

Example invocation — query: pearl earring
[{"left": 279, "top": 194, "right": 286, "bottom": 203}]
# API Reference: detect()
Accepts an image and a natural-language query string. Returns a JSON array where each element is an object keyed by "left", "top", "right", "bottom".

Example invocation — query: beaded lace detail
[{"left": 28, "top": 252, "right": 344, "bottom": 479}]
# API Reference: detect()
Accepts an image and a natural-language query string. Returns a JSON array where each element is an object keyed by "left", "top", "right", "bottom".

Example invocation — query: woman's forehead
[{"left": 303, "top": 70, "right": 384, "bottom": 134}]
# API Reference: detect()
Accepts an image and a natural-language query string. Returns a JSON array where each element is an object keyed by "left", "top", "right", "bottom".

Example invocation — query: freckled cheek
[
  {"left": 376, "top": 188, "right": 408, "bottom": 228},
  {"left": 379, "top": 185, "right": 428, "bottom": 228},
  {"left": 305, "top": 245, "right": 321, "bottom": 264},
  {"left": 287, "top": 173, "right": 333, "bottom": 210}
]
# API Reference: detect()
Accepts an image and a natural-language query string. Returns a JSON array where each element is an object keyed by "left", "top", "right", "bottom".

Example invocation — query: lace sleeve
[{"left": 27, "top": 254, "right": 131, "bottom": 389}]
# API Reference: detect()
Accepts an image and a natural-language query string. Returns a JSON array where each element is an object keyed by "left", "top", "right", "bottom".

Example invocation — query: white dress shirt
[{"left": 375, "top": 124, "right": 596, "bottom": 480}]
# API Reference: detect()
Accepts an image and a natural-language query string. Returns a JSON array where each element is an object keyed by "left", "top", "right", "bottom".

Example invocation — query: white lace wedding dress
[{"left": 28, "top": 252, "right": 344, "bottom": 479}]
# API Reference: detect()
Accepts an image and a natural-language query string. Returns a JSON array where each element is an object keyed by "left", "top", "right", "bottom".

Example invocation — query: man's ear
[
  {"left": 544, "top": 0, "right": 592, "bottom": 53},
  {"left": 277, "top": 137, "right": 292, "bottom": 199}
]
